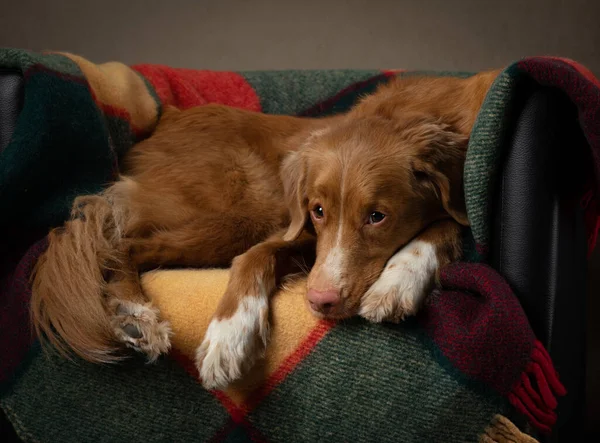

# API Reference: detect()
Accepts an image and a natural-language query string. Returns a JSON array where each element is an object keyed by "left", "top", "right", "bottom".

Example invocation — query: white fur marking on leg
[
  {"left": 196, "top": 294, "right": 269, "bottom": 390},
  {"left": 359, "top": 240, "right": 438, "bottom": 323}
]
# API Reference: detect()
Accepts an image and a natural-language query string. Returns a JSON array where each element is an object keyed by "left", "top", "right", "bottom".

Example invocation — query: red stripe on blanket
[
  {"left": 208, "top": 390, "right": 269, "bottom": 443},
  {"left": 87, "top": 90, "right": 146, "bottom": 139},
  {"left": 242, "top": 319, "right": 336, "bottom": 412},
  {"left": 171, "top": 320, "right": 334, "bottom": 442},
  {"left": 544, "top": 57, "right": 600, "bottom": 88},
  {"left": 171, "top": 319, "right": 335, "bottom": 416},
  {"left": 213, "top": 390, "right": 246, "bottom": 423},
  {"left": 207, "top": 416, "right": 269, "bottom": 443},
  {"left": 131, "top": 65, "right": 261, "bottom": 112},
  {"left": 381, "top": 69, "right": 407, "bottom": 76}
]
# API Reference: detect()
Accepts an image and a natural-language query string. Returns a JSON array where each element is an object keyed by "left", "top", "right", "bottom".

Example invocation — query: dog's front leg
[
  {"left": 195, "top": 230, "right": 316, "bottom": 390},
  {"left": 359, "top": 219, "right": 463, "bottom": 323}
]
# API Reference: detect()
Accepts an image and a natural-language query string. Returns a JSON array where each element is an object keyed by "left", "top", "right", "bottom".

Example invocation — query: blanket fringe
[
  {"left": 507, "top": 341, "right": 566, "bottom": 433},
  {"left": 479, "top": 415, "right": 539, "bottom": 443}
]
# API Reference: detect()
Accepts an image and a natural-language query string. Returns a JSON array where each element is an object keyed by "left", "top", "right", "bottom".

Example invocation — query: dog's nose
[{"left": 307, "top": 289, "right": 340, "bottom": 315}]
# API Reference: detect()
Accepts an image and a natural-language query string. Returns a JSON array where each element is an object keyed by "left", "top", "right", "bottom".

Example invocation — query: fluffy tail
[{"left": 30, "top": 189, "right": 129, "bottom": 363}]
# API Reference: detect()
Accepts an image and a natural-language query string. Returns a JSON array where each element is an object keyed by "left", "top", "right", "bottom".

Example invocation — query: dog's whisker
[{"left": 291, "top": 257, "right": 310, "bottom": 276}]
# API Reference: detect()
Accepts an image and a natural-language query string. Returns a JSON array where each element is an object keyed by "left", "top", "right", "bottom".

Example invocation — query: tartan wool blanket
[{"left": 0, "top": 49, "right": 599, "bottom": 442}]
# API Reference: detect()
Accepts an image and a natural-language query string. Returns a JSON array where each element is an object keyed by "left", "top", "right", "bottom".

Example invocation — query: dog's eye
[
  {"left": 312, "top": 205, "right": 324, "bottom": 219},
  {"left": 368, "top": 211, "right": 386, "bottom": 224}
]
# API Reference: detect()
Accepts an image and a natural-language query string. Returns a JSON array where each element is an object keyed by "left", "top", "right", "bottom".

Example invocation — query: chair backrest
[
  {"left": 490, "top": 85, "right": 589, "bottom": 442},
  {"left": 0, "top": 69, "right": 23, "bottom": 441},
  {"left": 0, "top": 69, "right": 23, "bottom": 154}
]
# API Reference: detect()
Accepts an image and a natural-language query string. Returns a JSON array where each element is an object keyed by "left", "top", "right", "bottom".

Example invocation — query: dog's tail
[{"left": 30, "top": 185, "right": 131, "bottom": 363}]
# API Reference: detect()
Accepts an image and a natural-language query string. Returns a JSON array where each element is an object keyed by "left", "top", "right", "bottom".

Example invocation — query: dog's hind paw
[
  {"left": 110, "top": 300, "right": 172, "bottom": 362},
  {"left": 195, "top": 296, "right": 268, "bottom": 390}
]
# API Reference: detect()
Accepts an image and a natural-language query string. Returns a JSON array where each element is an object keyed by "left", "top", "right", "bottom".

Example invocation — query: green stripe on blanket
[{"left": 241, "top": 69, "right": 381, "bottom": 115}]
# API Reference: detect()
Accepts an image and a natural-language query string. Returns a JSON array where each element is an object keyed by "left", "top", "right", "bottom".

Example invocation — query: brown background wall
[{"left": 0, "top": 0, "right": 598, "bottom": 74}]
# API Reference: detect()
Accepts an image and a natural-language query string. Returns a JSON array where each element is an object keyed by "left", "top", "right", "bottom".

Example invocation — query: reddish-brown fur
[
  {"left": 285, "top": 115, "right": 469, "bottom": 317},
  {"left": 30, "top": 70, "right": 500, "bottom": 372}
]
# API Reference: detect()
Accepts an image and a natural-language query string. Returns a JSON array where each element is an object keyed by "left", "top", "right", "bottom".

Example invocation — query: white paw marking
[
  {"left": 110, "top": 299, "right": 172, "bottom": 362},
  {"left": 359, "top": 240, "right": 438, "bottom": 323},
  {"left": 196, "top": 294, "right": 268, "bottom": 390}
]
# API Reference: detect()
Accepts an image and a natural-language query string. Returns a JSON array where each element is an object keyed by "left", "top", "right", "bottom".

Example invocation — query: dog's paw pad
[
  {"left": 111, "top": 300, "right": 172, "bottom": 362},
  {"left": 122, "top": 323, "right": 143, "bottom": 339}
]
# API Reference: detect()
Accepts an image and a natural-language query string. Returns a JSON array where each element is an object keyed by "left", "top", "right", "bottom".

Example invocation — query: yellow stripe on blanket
[
  {"left": 59, "top": 52, "right": 159, "bottom": 134},
  {"left": 141, "top": 269, "right": 322, "bottom": 406}
]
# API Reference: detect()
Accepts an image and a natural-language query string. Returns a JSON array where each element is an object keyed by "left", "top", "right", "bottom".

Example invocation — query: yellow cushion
[{"left": 141, "top": 269, "right": 332, "bottom": 405}]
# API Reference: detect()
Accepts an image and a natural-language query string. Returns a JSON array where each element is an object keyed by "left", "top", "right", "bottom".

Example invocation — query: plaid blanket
[{"left": 0, "top": 49, "right": 599, "bottom": 442}]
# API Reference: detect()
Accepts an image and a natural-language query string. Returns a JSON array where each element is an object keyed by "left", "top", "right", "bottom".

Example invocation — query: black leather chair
[
  {"left": 0, "top": 69, "right": 22, "bottom": 154},
  {"left": 0, "top": 70, "right": 590, "bottom": 442},
  {"left": 490, "top": 84, "right": 589, "bottom": 442},
  {"left": 0, "top": 68, "right": 25, "bottom": 443}
]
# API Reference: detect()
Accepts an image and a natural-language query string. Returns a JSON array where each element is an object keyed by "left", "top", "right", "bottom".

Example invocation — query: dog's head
[{"left": 281, "top": 114, "right": 468, "bottom": 319}]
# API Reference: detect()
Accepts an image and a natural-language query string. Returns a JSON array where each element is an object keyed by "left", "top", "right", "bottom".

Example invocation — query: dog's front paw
[
  {"left": 110, "top": 300, "right": 172, "bottom": 361},
  {"left": 195, "top": 296, "right": 269, "bottom": 390},
  {"left": 359, "top": 240, "right": 438, "bottom": 323}
]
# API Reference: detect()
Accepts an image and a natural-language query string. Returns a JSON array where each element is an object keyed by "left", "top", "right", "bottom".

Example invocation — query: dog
[{"left": 31, "top": 69, "right": 499, "bottom": 390}]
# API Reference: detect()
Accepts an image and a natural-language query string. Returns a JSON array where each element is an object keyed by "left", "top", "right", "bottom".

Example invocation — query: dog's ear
[
  {"left": 400, "top": 114, "right": 470, "bottom": 226},
  {"left": 281, "top": 150, "right": 308, "bottom": 241}
]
